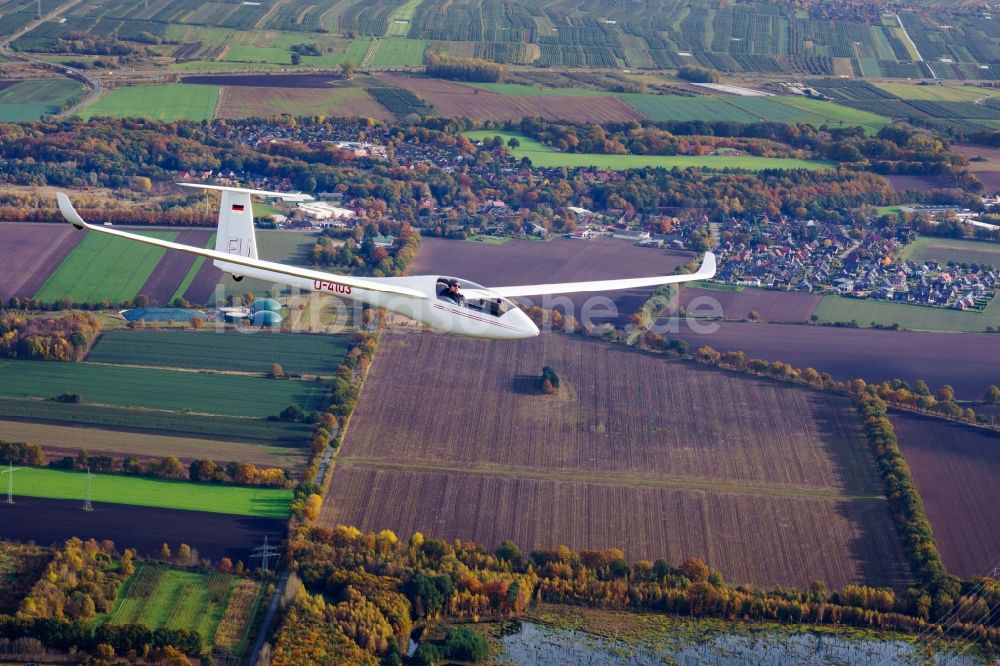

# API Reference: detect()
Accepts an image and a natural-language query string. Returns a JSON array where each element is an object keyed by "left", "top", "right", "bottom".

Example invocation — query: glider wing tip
[{"left": 56, "top": 192, "right": 86, "bottom": 230}]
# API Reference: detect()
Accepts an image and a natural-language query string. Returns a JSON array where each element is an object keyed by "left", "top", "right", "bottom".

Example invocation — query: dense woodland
[{"left": 0, "top": 312, "right": 100, "bottom": 361}]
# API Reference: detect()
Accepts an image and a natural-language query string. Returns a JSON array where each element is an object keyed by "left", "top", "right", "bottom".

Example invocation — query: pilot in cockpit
[{"left": 442, "top": 279, "right": 465, "bottom": 305}]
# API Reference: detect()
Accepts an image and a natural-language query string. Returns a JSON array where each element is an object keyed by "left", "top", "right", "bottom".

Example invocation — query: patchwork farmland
[
  {"left": 891, "top": 412, "right": 1000, "bottom": 578},
  {"left": 0, "top": 329, "right": 347, "bottom": 472},
  {"left": 408, "top": 236, "right": 692, "bottom": 326},
  {"left": 0, "top": 224, "right": 320, "bottom": 306},
  {"left": 322, "top": 333, "right": 910, "bottom": 589}
]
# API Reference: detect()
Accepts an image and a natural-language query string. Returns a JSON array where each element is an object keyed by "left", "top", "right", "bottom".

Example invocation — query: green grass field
[
  {"left": 34, "top": 230, "right": 178, "bottom": 304},
  {"left": 88, "top": 330, "right": 351, "bottom": 375},
  {"left": 368, "top": 38, "right": 427, "bottom": 67},
  {"left": 385, "top": 0, "right": 422, "bottom": 36},
  {"left": 0, "top": 396, "right": 310, "bottom": 443},
  {"left": 104, "top": 565, "right": 256, "bottom": 647},
  {"left": 463, "top": 131, "right": 832, "bottom": 172},
  {"left": 812, "top": 294, "right": 999, "bottom": 332},
  {"left": 79, "top": 84, "right": 219, "bottom": 122},
  {"left": 898, "top": 236, "right": 1000, "bottom": 266},
  {"left": 763, "top": 96, "right": 890, "bottom": 133},
  {"left": 872, "top": 82, "right": 1000, "bottom": 102},
  {"left": 10, "top": 467, "right": 291, "bottom": 518},
  {"left": 301, "top": 37, "right": 372, "bottom": 66},
  {"left": 0, "top": 360, "right": 329, "bottom": 417},
  {"left": 0, "top": 79, "right": 84, "bottom": 121}
]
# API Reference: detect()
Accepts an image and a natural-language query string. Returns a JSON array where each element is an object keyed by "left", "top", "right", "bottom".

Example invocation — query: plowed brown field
[
  {"left": 322, "top": 333, "right": 910, "bottom": 590},
  {"left": 892, "top": 411, "right": 1000, "bottom": 578},
  {"left": 377, "top": 74, "right": 645, "bottom": 122}
]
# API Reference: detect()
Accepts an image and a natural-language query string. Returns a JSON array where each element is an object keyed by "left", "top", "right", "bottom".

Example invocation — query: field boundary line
[{"left": 335, "top": 456, "right": 887, "bottom": 502}]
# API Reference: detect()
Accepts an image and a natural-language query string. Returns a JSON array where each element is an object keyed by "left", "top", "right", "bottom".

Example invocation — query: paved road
[{"left": 248, "top": 570, "right": 289, "bottom": 666}]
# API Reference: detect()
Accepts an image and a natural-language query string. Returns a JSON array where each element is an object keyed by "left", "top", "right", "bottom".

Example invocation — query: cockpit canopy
[{"left": 436, "top": 276, "right": 515, "bottom": 318}]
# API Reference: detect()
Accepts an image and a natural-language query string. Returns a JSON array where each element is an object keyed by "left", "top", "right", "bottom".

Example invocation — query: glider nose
[{"left": 510, "top": 307, "right": 540, "bottom": 338}]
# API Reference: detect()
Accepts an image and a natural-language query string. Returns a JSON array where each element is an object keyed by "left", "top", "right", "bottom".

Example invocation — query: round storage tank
[
  {"left": 250, "top": 311, "right": 283, "bottom": 327},
  {"left": 251, "top": 298, "right": 282, "bottom": 313}
]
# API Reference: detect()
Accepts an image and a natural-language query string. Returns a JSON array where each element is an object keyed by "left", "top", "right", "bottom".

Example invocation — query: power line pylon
[
  {"left": 1, "top": 461, "right": 19, "bottom": 504},
  {"left": 250, "top": 535, "right": 280, "bottom": 578},
  {"left": 83, "top": 466, "right": 93, "bottom": 512}
]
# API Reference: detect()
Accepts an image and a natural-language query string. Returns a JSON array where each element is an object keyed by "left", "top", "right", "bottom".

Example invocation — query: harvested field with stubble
[
  {"left": 328, "top": 464, "right": 904, "bottom": 590},
  {"left": 409, "top": 237, "right": 691, "bottom": 326},
  {"left": 891, "top": 411, "right": 1000, "bottom": 578},
  {"left": 323, "top": 333, "right": 911, "bottom": 589},
  {"left": 376, "top": 74, "right": 645, "bottom": 123},
  {"left": 0, "top": 223, "right": 82, "bottom": 299}
]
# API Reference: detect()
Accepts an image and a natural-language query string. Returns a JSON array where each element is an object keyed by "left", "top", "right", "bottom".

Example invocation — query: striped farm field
[
  {"left": 34, "top": 229, "right": 178, "bottom": 304},
  {"left": 104, "top": 564, "right": 261, "bottom": 649},
  {"left": 0, "top": 359, "right": 330, "bottom": 417},
  {"left": 463, "top": 131, "right": 832, "bottom": 171},
  {"left": 0, "top": 79, "right": 84, "bottom": 121},
  {"left": 8, "top": 467, "right": 292, "bottom": 518},
  {"left": 88, "top": 330, "right": 351, "bottom": 376},
  {"left": 0, "top": 419, "right": 307, "bottom": 471},
  {"left": 79, "top": 84, "right": 219, "bottom": 122},
  {"left": 325, "top": 333, "right": 911, "bottom": 590}
]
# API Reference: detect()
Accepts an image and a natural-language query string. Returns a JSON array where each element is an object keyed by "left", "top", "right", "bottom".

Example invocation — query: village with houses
[{"left": 185, "top": 121, "right": 1000, "bottom": 316}]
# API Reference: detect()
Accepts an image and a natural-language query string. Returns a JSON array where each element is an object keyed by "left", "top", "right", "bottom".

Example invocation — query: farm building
[{"left": 297, "top": 202, "right": 356, "bottom": 223}]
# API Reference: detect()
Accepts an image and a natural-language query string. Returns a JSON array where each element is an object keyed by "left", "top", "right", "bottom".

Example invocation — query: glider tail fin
[{"left": 214, "top": 189, "right": 258, "bottom": 272}]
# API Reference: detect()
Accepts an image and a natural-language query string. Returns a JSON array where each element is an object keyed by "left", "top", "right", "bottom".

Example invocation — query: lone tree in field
[
  {"left": 270, "top": 362, "right": 285, "bottom": 379},
  {"left": 540, "top": 366, "right": 560, "bottom": 394}
]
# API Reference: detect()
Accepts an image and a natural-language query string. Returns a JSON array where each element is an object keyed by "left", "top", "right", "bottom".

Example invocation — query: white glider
[{"left": 57, "top": 186, "right": 715, "bottom": 339}]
